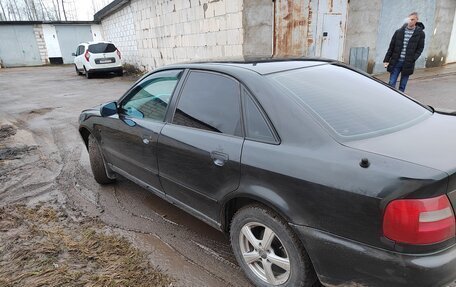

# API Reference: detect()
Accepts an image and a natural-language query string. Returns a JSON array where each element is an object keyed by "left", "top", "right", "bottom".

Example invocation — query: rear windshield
[
  {"left": 267, "top": 64, "right": 431, "bottom": 140},
  {"left": 88, "top": 43, "right": 116, "bottom": 53}
]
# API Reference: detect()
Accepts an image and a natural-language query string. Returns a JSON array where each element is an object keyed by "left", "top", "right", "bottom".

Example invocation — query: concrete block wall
[
  {"left": 34, "top": 25, "right": 49, "bottom": 64},
  {"left": 243, "top": 0, "right": 273, "bottom": 57},
  {"left": 101, "top": 5, "right": 139, "bottom": 67},
  {"left": 343, "top": 1, "right": 382, "bottom": 73},
  {"left": 426, "top": 0, "right": 456, "bottom": 67},
  {"left": 100, "top": 0, "right": 244, "bottom": 71}
]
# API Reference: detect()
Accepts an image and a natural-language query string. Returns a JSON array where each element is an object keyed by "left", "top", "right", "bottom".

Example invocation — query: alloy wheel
[{"left": 239, "top": 222, "right": 291, "bottom": 285}]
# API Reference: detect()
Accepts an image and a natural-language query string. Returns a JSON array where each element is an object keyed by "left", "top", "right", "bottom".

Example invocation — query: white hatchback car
[{"left": 73, "top": 41, "right": 123, "bottom": 79}]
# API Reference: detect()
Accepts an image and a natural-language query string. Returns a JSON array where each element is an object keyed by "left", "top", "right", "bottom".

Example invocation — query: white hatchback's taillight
[
  {"left": 116, "top": 49, "right": 121, "bottom": 59},
  {"left": 383, "top": 195, "right": 455, "bottom": 245},
  {"left": 84, "top": 50, "right": 90, "bottom": 62}
]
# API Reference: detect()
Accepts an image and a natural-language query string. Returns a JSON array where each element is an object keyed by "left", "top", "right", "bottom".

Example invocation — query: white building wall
[
  {"left": 42, "top": 24, "right": 62, "bottom": 58},
  {"left": 91, "top": 24, "right": 104, "bottom": 42},
  {"left": 445, "top": 7, "right": 456, "bottom": 63},
  {"left": 100, "top": 0, "right": 244, "bottom": 71},
  {"left": 101, "top": 4, "right": 139, "bottom": 67},
  {"left": 33, "top": 25, "right": 48, "bottom": 64}
]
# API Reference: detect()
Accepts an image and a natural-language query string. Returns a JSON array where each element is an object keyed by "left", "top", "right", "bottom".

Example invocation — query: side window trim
[
  {"left": 164, "top": 68, "right": 189, "bottom": 123},
  {"left": 169, "top": 69, "right": 244, "bottom": 138},
  {"left": 241, "top": 87, "right": 281, "bottom": 144}
]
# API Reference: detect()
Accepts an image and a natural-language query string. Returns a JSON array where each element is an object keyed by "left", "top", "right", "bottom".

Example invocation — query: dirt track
[{"left": 0, "top": 66, "right": 251, "bottom": 287}]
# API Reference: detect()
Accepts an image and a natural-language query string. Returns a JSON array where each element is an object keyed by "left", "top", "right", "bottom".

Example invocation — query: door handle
[{"left": 211, "top": 151, "right": 228, "bottom": 167}]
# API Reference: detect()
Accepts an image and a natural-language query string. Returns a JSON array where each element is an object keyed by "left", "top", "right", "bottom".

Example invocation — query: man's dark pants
[{"left": 388, "top": 60, "right": 409, "bottom": 92}]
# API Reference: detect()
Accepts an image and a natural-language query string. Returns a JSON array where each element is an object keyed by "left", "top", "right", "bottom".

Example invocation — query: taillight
[
  {"left": 383, "top": 195, "right": 455, "bottom": 245},
  {"left": 116, "top": 49, "right": 121, "bottom": 59},
  {"left": 84, "top": 50, "right": 90, "bottom": 62}
]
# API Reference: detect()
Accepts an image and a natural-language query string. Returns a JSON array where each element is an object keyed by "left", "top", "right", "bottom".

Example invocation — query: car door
[
  {"left": 98, "top": 69, "right": 184, "bottom": 190},
  {"left": 157, "top": 70, "right": 244, "bottom": 221},
  {"left": 75, "top": 45, "right": 84, "bottom": 69}
]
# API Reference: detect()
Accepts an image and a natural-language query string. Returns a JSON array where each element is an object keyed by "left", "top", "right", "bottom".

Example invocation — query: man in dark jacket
[{"left": 383, "top": 12, "right": 425, "bottom": 92}]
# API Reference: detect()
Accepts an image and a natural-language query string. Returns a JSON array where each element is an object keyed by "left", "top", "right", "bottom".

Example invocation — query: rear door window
[
  {"left": 88, "top": 43, "right": 117, "bottom": 54},
  {"left": 172, "top": 71, "right": 242, "bottom": 136}
]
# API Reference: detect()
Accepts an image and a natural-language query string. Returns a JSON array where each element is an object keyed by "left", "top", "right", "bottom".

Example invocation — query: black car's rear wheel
[
  {"left": 88, "top": 134, "right": 115, "bottom": 184},
  {"left": 230, "top": 205, "right": 316, "bottom": 287}
]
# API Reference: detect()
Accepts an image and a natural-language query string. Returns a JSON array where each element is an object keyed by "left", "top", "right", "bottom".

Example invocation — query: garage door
[
  {"left": 55, "top": 25, "right": 93, "bottom": 64},
  {"left": 0, "top": 25, "right": 42, "bottom": 67}
]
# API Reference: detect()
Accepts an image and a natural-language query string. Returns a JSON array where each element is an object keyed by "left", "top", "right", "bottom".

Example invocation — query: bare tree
[
  {"left": 61, "top": 0, "right": 66, "bottom": 21},
  {"left": 52, "top": 0, "right": 61, "bottom": 20},
  {"left": 30, "top": 0, "right": 39, "bottom": 21},
  {"left": 6, "top": 0, "right": 18, "bottom": 20},
  {"left": 0, "top": 0, "right": 85, "bottom": 21},
  {"left": 0, "top": 1, "right": 8, "bottom": 20},
  {"left": 37, "top": 0, "right": 52, "bottom": 20},
  {"left": 23, "top": 0, "right": 33, "bottom": 20}
]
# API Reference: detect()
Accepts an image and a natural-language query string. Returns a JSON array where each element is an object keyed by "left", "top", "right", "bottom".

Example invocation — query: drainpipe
[{"left": 272, "top": 0, "right": 276, "bottom": 57}]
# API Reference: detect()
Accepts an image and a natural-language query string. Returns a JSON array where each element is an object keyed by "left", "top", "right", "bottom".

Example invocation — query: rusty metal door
[{"left": 273, "top": 0, "right": 312, "bottom": 57}]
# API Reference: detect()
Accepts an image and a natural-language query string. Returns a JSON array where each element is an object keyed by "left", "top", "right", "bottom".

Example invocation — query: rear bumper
[
  {"left": 291, "top": 224, "right": 456, "bottom": 287},
  {"left": 86, "top": 66, "right": 122, "bottom": 74}
]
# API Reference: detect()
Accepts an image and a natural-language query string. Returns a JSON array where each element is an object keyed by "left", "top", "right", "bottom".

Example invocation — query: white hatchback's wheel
[
  {"left": 74, "top": 64, "right": 82, "bottom": 75},
  {"left": 84, "top": 67, "right": 92, "bottom": 79},
  {"left": 230, "top": 205, "right": 316, "bottom": 287}
]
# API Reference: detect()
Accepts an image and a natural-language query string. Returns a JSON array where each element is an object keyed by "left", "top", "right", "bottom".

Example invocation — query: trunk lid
[
  {"left": 346, "top": 113, "right": 456, "bottom": 207},
  {"left": 345, "top": 113, "right": 456, "bottom": 175}
]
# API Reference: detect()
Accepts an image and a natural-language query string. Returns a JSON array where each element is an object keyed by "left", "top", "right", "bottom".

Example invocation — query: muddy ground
[
  {"left": 1, "top": 64, "right": 456, "bottom": 287},
  {"left": 0, "top": 66, "right": 250, "bottom": 287}
]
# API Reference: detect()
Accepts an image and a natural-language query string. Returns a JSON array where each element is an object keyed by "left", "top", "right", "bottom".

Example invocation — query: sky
[
  {"left": 60, "top": 0, "right": 113, "bottom": 20},
  {"left": 0, "top": 0, "right": 113, "bottom": 21}
]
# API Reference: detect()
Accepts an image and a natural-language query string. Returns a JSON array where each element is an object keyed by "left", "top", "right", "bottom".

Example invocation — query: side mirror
[
  {"left": 100, "top": 102, "right": 118, "bottom": 117},
  {"left": 72, "top": 53, "right": 76, "bottom": 56}
]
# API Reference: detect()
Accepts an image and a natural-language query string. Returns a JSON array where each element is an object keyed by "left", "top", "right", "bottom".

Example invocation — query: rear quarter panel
[{"left": 231, "top": 139, "right": 448, "bottom": 250}]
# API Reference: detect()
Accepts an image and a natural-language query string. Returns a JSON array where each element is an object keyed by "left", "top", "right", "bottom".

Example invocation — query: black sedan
[{"left": 79, "top": 59, "right": 456, "bottom": 287}]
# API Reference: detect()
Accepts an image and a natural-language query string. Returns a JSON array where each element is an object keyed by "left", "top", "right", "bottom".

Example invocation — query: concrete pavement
[{"left": 373, "top": 63, "right": 456, "bottom": 112}]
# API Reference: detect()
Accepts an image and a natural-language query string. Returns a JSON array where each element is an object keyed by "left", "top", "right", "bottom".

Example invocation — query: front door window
[{"left": 120, "top": 70, "right": 183, "bottom": 122}]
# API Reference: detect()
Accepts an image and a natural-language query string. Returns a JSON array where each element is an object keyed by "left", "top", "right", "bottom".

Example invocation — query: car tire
[
  {"left": 84, "top": 67, "right": 92, "bottom": 79},
  {"left": 117, "top": 70, "right": 123, "bottom": 77},
  {"left": 74, "top": 64, "right": 82, "bottom": 75},
  {"left": 230, "top": 205, "right": 317, "bottom": 287},
  {"left": 88, "top": 134, "right": 115, "bottom": 184}
]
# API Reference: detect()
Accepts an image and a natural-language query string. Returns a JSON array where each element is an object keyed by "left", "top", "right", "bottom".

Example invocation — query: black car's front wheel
[
  {"left": 88, "top": 134, "right": 115, "bottom": 184},
  {"left": 230, "top": 205, "right": 317, "bottom": 287}
]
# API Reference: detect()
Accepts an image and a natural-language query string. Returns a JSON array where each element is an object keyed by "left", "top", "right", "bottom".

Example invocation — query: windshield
[
  {"left": 267, "top": 64, "right": 432, "bottom": 140},
  {"left": 88, "top": 43, "right": 116, "bottom": 54}
]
